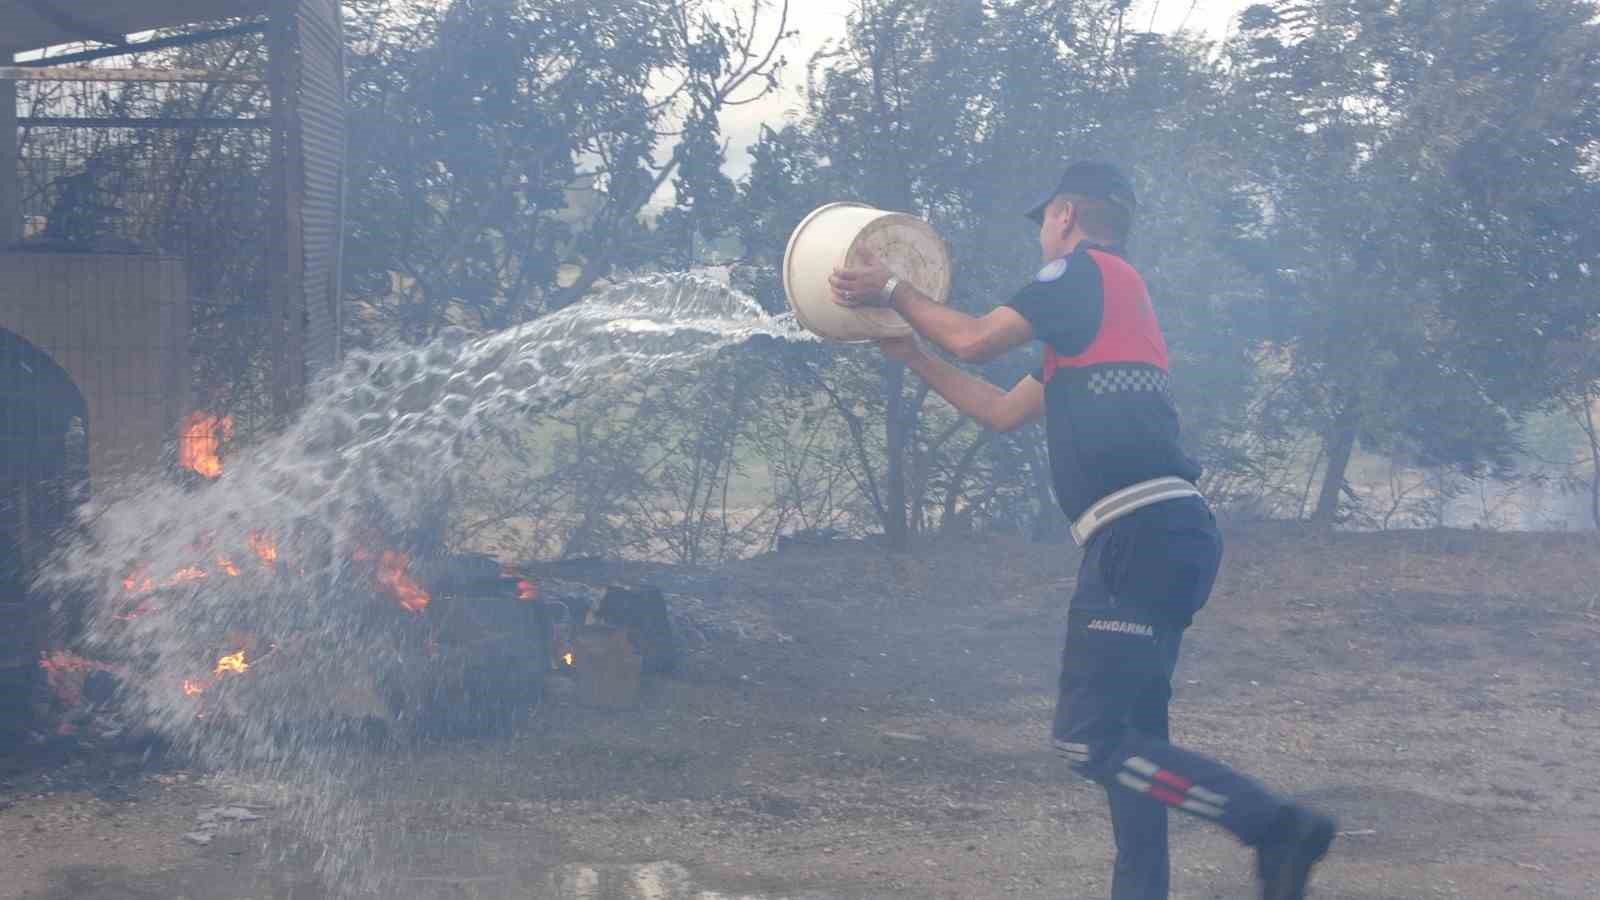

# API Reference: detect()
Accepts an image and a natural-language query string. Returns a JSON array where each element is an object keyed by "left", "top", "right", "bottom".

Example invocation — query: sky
[{"left": 712, "top": 0, "right": 1246, "bottom": 181}]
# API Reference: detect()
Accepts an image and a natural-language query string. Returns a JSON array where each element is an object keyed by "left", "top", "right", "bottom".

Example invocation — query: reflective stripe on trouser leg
[
  {"left": 1094, "top": 737, "right": 1283, "bottom": 846},
  {"left": 1118, "top": 755, "right": 1227, "bottom": 818}
]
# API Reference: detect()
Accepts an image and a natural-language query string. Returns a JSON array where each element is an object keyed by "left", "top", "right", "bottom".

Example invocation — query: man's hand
[
  {"left": 877, "top": 334, "right": 923, "bottom": 364},
  {"left": 829, "top": 249, "right": 894, "bottom": 308}
]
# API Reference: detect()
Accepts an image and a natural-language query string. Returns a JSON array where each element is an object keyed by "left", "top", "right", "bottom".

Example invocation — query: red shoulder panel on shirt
[{"left": 1042, "top": 249, "right": 1168, "bottom": 383}]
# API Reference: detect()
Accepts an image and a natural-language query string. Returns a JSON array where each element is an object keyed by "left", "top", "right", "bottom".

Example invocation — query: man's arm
[
  {"left": 889, "top": 281, "right": 1035, "bottom": 364},
  {"left": 886, "top": 338, "right": 1044, "bottom": 433},
  {"left": 828, "top": 251, "right": 1034, "bottom": 363}
]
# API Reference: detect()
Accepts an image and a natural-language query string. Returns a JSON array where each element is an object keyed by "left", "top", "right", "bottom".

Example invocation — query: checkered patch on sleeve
[{"left": 1086, "top": 366, "right": 1173, "bottom": 398}]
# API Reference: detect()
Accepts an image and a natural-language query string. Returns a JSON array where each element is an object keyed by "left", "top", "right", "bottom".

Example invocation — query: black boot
[{"left": 1257, "top": 803, "right": 1336, "bottom": 900}]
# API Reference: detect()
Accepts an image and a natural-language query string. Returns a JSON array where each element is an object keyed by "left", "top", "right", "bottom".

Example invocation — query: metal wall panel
[
  {"left": 293, "top": 0, "right": 345, "bottom": 379},
  {"left": 0, "top": 77, "right": 16, "bottom": 245}
]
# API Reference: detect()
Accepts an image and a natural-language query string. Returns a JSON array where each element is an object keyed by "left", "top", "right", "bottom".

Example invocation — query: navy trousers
[{"left": 1052, "top": 496, "right": 1286, "bottom": 899}]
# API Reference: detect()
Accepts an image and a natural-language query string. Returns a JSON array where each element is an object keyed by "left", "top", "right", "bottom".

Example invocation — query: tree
[
  {"left": 1578, "top": 389, "right": 1600, "bottom": 529},
  {"left": 1548, "top": 333, "right": 1600, "bottom": 529},
  {"left": 731, "top": 0, "right": 1273, "bottom": 541},
  {"left": 1223, "top": 0, "right": 1600, "bottom": 523},
  {"left": 341, "top": 0, "right": 792, "bottom": 345}
]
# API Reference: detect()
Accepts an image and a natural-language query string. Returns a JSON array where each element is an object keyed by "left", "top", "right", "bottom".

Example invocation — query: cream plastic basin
[{"left": 782, "top": 202, "right": 951, "bottom": 342}]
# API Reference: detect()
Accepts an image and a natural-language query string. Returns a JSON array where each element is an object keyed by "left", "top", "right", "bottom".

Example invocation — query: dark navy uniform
[{"left": 1007, "top": 243, "right": 1292, "bottom": 899}]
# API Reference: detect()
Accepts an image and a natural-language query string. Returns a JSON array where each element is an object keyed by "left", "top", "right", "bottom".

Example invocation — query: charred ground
[{"left": 2, "top": 525, "right": 1597, "bottom": 899}]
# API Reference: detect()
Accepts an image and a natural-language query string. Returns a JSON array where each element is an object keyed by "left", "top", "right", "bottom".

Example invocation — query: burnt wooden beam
[
  {"left": 14, "top": 22, "right": 267, "bottom": 67},
  {"left": 18, "top": 116, "right": 270, "bottom": 129},
  {"left": 0, "top": 66, "right": 261, "bottom": 83}
]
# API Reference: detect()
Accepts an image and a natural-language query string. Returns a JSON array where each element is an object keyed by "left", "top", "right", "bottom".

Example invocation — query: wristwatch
[{"left": 880, "top": 276, "right": 901, "bottom": 305}]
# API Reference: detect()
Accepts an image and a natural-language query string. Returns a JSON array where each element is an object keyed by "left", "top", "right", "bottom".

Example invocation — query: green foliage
[
  {"left": 376, "top": 0, "right": 1600, "bottom": 549},
  {"left": 341, "top": 0, "right": 791, "bottom": 344},
  {"left": 1222, "top": 0, "right": 1600, "bottom": 519},
  {"left": 727, "top": 0, "right": 1282, "bottom": 537}
]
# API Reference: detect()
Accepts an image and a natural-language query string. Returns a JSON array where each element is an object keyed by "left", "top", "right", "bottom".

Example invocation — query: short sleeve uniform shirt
[{"left": 1004, "top": 243, "right": 1201, "bottom": 520}]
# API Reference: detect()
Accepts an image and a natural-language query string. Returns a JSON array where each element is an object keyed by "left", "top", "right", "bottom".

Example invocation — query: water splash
[{"left": 43, "top": 273, "right": 810, "bottom": 893}]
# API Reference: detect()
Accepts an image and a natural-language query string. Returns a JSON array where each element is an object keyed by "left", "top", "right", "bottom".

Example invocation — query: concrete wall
[{"left": 0, "top": 253, "right": 190, "bottom": 487}]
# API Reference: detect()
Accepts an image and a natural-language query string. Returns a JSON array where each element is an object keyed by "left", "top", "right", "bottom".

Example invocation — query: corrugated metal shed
[
  {"left": 0, "top": 0, "right": 268, "bottom": 54},
  {"left": 4, "top": 0, "right": 344, "bottom": 403},
  {"left": 1, "top": 0, "right": 348, "bottom": 397},
  {"left": 1, "top": 0, "right": 346, "bottom": 743},
  {"left": 289, "top": 0, "right": 345, "bottom": 377}
]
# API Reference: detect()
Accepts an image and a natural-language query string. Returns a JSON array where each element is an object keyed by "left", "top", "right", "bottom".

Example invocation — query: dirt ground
[{"left": 2, "top": 525, "right": 1598, "bottom": 899}]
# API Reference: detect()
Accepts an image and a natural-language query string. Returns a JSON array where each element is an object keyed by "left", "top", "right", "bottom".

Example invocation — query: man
[{"left": 828, "top": 161, "right": 1336, "bottom": 900}]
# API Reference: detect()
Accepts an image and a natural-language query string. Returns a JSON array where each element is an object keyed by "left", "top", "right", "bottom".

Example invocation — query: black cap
[{"left": 1024, "top": 161, "right": 1138, "bottom": 224}]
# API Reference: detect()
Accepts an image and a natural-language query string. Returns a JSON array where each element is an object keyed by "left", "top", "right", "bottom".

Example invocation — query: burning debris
[
  {"left": 170, "top": 565, "right": 208, "bottom": 585},
  {"left": 213, "top": 650, "right": 249, "bottom": 676},
  {"left": 37, "top": 650, "right": 121, "bottom": 712},
  {"left": 115, "top": 531, "right": 282, "bottom": 610},
  {"left": 0, "top": 295, "right": 780, "bottom": 900},
  {"left": 12, "top": 274, "right": 793, "bottom": 894},
  {"left": 248, "top": 531, "right": 278, "bottom": 566},
  {"left": 55, "top": 531, "right": 704, "bottom": 750},
  {"left": 542, "top": 586, "right": 681, "bottom": 710},
  {"left": 31, "top": 649, "right": 135, "bottom": 743},
  {"left": 375, "top": 550, "right": 429, "bottom": 613},
  {"left": 82, "top": 537, "right": 591, "bottom": 743}
]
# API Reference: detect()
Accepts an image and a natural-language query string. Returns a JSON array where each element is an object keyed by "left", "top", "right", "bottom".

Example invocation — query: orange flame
[
  {"left": 179, "top": 412, "right": 234, "bottom": 479},
  {"left": 216, "top": 556, "right": 240, "bottom": 577},
  {"left": 121, "top": 564, "right": 155, "bottom": 595},
  {"left": 248, "top": 531, "right": 278, "bottom": 566},
  {"left": 213, "top": 650, "right": 249, "bottom": 676},
  {"left": 122, "top": 562, "right": 215, "bottom": 596},
  {"left": 563, "top": 652, "right": 574, "bottom": 667},
  {"left": 376, "top": 550, "right": 430, "bottom": 613},
  {"left": 517, "top": 579, "right": 538, "bottom": 601},
  {"left": 182, "top": 679, "right": 206, "bottom": 696},
  {"left": 170, "top": 565, "right": 208, "bottom": 584}
]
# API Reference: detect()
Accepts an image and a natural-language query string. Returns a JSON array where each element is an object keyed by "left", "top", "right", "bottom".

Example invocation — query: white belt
[{"left": 1070, "top": 476, "right": 1202, "bottom": 547}]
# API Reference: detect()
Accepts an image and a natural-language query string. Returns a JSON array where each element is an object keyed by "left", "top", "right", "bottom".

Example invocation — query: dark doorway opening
[{"left": 1, "top": 328, "right": 90, "bottom": 749}]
